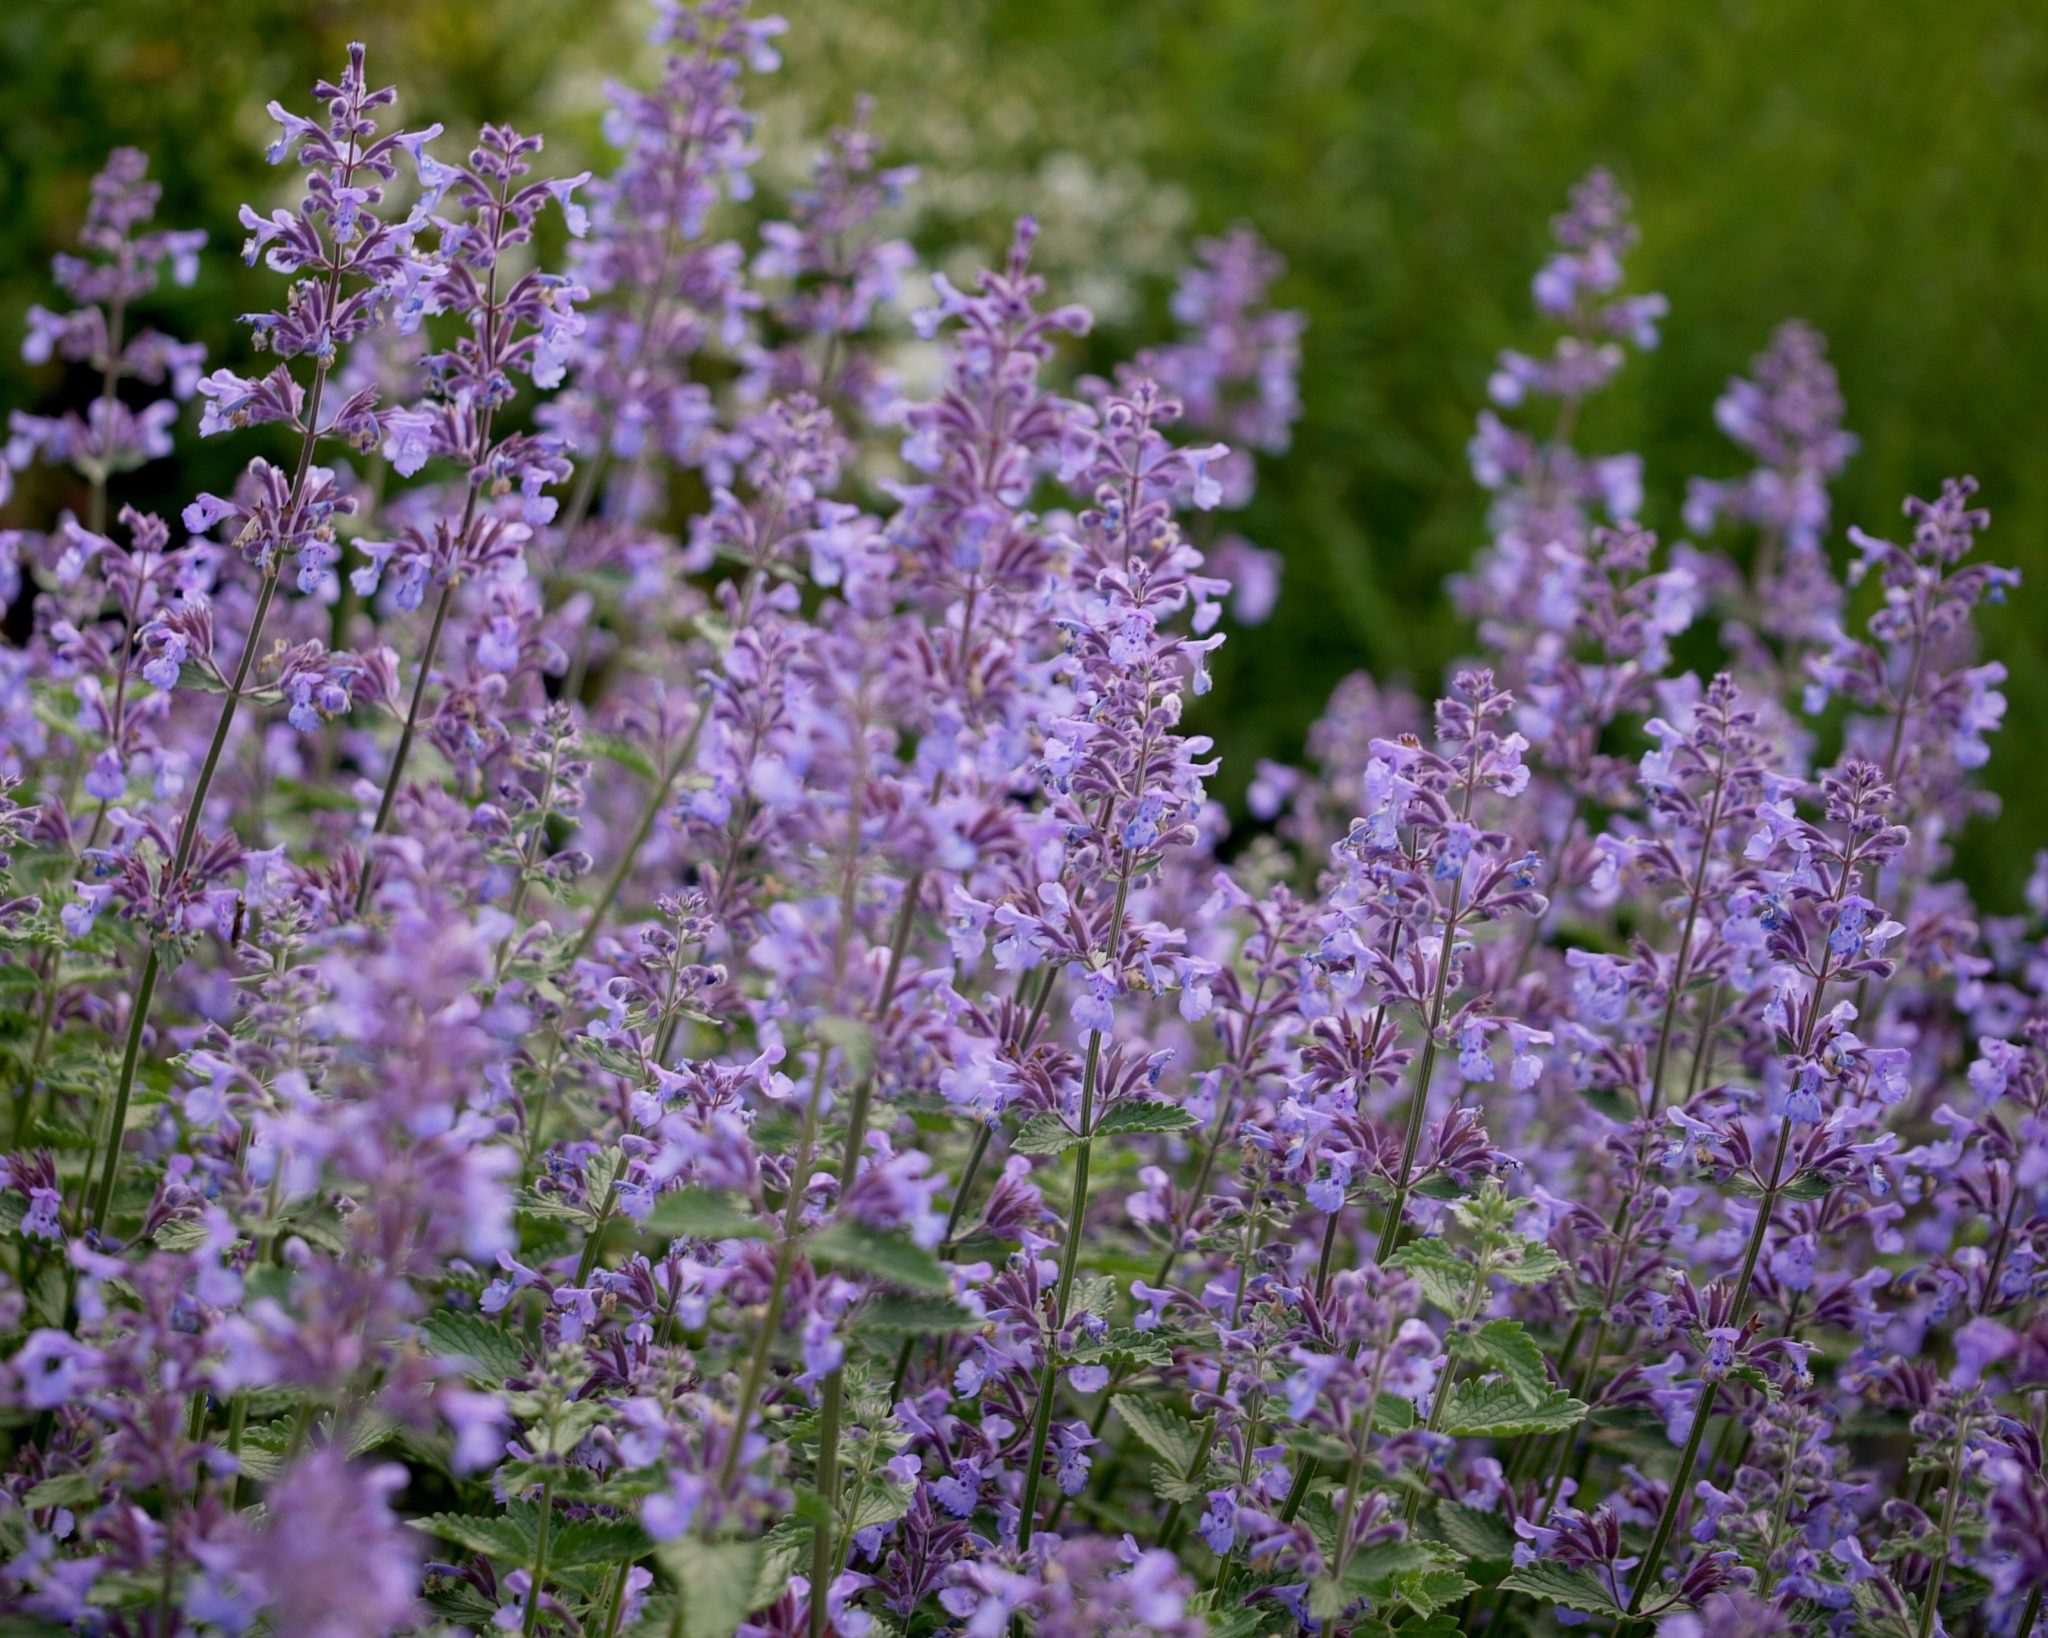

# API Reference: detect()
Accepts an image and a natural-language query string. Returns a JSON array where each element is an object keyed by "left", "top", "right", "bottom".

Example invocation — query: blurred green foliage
[{"left": 5, "top": 0, "right": 2044, "bottom": 901}]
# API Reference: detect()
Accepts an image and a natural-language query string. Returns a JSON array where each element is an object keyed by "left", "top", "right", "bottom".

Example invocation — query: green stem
[
  {"left": 91, "top": 552, "right": 286, "bottom": 1235},
  {"left": 1375, "top": 790, "right": 1474, "bottom": 1266},
  {"left": 889, "top": 1121, "right": 994, "bottom": 1400},
  {"left": 597, "top": 1563, "right": 631, "bottom": 1638},
  {"left": 523, "top": 1480, "right": 554, "bottom": 1638},
  {"left": 1014, "top": 861, "right": 1130, "bottom": 1550},
  {"left": 1622, "top": 1380, "right": 1717, "bottom": 1625},
  {"left": 713, "top": 1053, "right": 829, "bottom": 1500},
  {"left": 1015, "top": 1028, "right": 1101, "bottom": 1551},
  {"left": 354, "top": 575, "right": 456, "bottom": 914},
  {"left": 575, "top": 1179, "right": 620, "bottom": 1287},
  {"left": 810, "top": 845, "right": 930, "bottom": 1637},
  {"left": 1624, "top": 1118, "right": 1792, "bottom": 1619},
  {"left": 1914, "top": 1416, "right": 1972, "bottom": 1638},
  {"left": 567, "top": 569, "right": 763, "bottom": 965},
  {"left": 1644, "top": 748, "right": 1730, "bottom": 1122}
]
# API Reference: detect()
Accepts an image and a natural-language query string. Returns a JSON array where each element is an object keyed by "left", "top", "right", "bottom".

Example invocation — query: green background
[{"left": 4, "top": 0, "right": 2043, "bottom": 904}]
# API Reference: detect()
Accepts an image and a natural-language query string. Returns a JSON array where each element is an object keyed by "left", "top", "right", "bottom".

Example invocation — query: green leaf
[
  {"left": 1437, "top": 1378, "right": 1587, "bottom": 1439},
  {"left": 1449, "top": 1319, "right": 1549, "bottom": 1391},
  {"left": 0, "top": 1618, "right": 87, "bottom": 1638},
  {"left": 1575, "top": 1085, "right": 1639, "bottom": 1124},
  {"left": 1781, "top": 1170, "right": 1837, "bottom": 1201},
  {"left": 848, "top": 1476, "right": 916, "bottom": 1534},
  {"left": 642, "top": 1188, "right": 767, "bottom": 1242},
  {"left": 587, "top": 730, "right": 660, "bottom": 782},
  {"left": 1426, "top": 1499, "right": 1519, "bottom": 1566},
  {"left": 1494, "top": 1239, "right": 1567, "bottom": 1286},
  {"left": 1386, "top": 1238, "right": 1468, "bottom": 1312},
  {"left": 1151, "top": 1464, "right": 1211, "bottom": 1504},
  {"left": 1094, "top": 1099, "right": 1199, "bottom": 1138},
  {"left": 1330, "top": 1540, "right": 1462, "bottom": 1610},
  {"left": 549, "top": 1518, "right": 653, "bottom": 1568},
  {"left": 1307, "top": 1574, "right": 1350, "bottom": 1623},
  {"left": 1498, "top": 1561, "right": 1624, "bottom": 1617},
  {"left": 151, "top": 1218, "right": 216, "bottom": 1253},
  {"left": 414, "top": 1510, "right": 537, "bottom": 1562},
  {"left": 1070, "top": 1274, "right": 1118, "bottom": 1319},
  {"left": 807, "top": 1221, "right": 951, "bottom": 1294},
  {"left": 22, "top": 1472, "right": 100, "bottom": 1511},
  {"left": 653, "top": 1537, "right": 763, "bottom": 1638},
  {"left": 1725, "top": 1361, "right": 1782, "bottom": 1401},
  {"left": 516, "top": 1188, "right": 593, "bottom": 1225},
  {"left": 1390, "top": 1566, "right": 1479, "bottom": 1616},
  {"left": 419, "top": 1310, "right": 526, "bottom": 1387},
  {"left": 541, "top": 1399, "right": 607, "bottom": 1459},
  {"left": 1351, "top": 1618, "right": 1462, "bottom": 1638},
  {"left": 1012, "top": 1112, "right": 1084, "bottom": 1156},
  {"left": 753, "top": 1520, "right": 811, "bottom": 1608},
  {"left": 1112, "top": 1395, "right": 1202, "bottom": 1473},
  {"left": 860, "top": 1292, "right": 981, "bottom": 1337},
  {"left": 174, "top": 660, "right": 229, "bottom": 695},
  {"left": 1063, "top": 1327, "right": 1174, "bottom": 1369}
]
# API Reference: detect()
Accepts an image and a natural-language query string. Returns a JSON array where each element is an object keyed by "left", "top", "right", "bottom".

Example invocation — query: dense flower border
[{"left": 0, "top": 5, "right": 2041, "bottom": 1637}]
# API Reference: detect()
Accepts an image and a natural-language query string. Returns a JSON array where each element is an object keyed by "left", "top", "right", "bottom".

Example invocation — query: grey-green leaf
[
  {"left": 807, "top": 1221, "right": 952, "bottom": 1294},
  {"left": 1498, "top": 1561, "right": 1624, "bottom": 1617},
  {"left": 1094, "top": 1098, "right": 1199, "bottom": 1138}
]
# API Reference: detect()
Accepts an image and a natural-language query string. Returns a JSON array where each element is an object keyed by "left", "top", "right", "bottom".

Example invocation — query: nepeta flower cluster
[{"left": 1, "top": 12, "right": 2042, "bottom": 1638}]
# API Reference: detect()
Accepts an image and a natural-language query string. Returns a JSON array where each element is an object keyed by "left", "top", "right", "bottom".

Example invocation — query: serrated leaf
[
  {"left": 1386, "top": 1238, "right": 1468, "bottom": 1312},
  {"left": 1437, "top": 1378, "right": 1587, "bottom": 1439},
  {"left": 151, "top": 1218, "right": 216, "bottom": 1253},
  {"left": 642, "top": 1188, "right": 767, "bottom": 1242},
  {"left": 1781, "top": 1170, "right": 1836, "bottom": 1201},
  {"left": 1063, "top": 1326, "right": 1174, "bottom": 1369},
  {"left": 516, "top": 1188, "right": 594, "bottom": 1225},
  {"left": 1426, "top": 1499, "right": 1519, "bottom": 1565},
  {"left": 1450, "top": 1319, "right": 1549, "bottom": 1391},
  {"left": 586, "top": 731, "right": 660, "bottom": 782},
  {"left": 420, "top": 1310, "right": 526, "bottom": 1386},
  {"left": 1070, "top": 1273, "right": 1118, "bottom": 1319},
  {"left": 1354, "top": 1617, "right": 1462, "bottom": 1638},
  {"left": 807, "top": 1221, "right": 951, "bottom": 1294},
  {"left": 849, "top": 1476, "right": 915, "bottom": 1534},
  {"left": 1012, "top": 1112, "right": 1084, "bottom": 1156},
  {"left": 753, "top": 1520, "right": 811, "bottom": 1607},
  {"left": 859, "top": 1292, "right": 980, "bottom": 1337},
  {"left": 1308, "top": 1574, "right": 1350, "bottom": 1623},
  {"left": 22, "top": 1472, "right": 100, "bottom": 1511},
  {"left": 1342, "top": 1539, "right": 1458, "bottom": 1590},
  {"left": 1724, "top": 1361, "right": 1782, "bottom": 1401},
  {"left": 1576, "top": 1085, "right": 1638, "bottom": 1124},
  {"left": 421, "top": 1580, "right": 506, "bottom": 1627},
  {"left": 174, "top": 660, "right": 230, "bottom": 695},
  {"left": 1390, "top": 1567, "right": 1478, "bottom": 1616},
  {"left": 1113, "top": 1395, "right": 1202, "bottom": 1473},
  {"left": 653, "top": 1537, "right": 763, "bottom": 1638},
  {"left": 1151, "top": 1463, "right": 1209, "bottom": 1504},
  {"left": 1094, "top": 1098, "right": 1198, "bottom": 1138},
  {"left": 1187, "top": 1601, "right": 1274, "bottom": 1638},
  {"left": 1285, "top": 1427, "right": 1354, "bottom": 1471},
  {"left": 549, "top": 1517, "right": 652, "bottom": 1568},
  {"left": 1498, "top": 1561, "right": 1624, "bottom": 1616},
  {"left": 1495, "top": 1239, "right": 1566, "bottom": 1286},
  {"left": 414, "top": 1510, "right": 537, "bottom": 1562}
]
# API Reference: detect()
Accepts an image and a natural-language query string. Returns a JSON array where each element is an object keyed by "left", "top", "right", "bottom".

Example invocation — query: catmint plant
[{"left": 0, "top": 11, "right": 2042, "bottom": 1638}]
